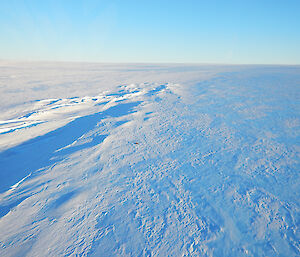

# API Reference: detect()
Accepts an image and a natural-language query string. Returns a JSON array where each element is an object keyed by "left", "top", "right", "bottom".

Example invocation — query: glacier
[{"left": 0, "top": 62, "right": 299, "bottom": 256}]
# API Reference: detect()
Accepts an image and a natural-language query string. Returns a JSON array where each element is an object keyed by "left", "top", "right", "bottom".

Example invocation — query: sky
[{"left": 1, "top": 0, "right": 299, "bottom": 64}]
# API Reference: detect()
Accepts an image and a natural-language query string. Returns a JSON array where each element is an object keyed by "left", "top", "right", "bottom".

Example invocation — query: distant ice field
[{"left": 0, "top": 62, "right": 299, "bottom": 256}]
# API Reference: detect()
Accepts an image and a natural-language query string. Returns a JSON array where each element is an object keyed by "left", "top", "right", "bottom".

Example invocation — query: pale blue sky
[{"left": 1, "top": 0, "right": 299, "bottom": 64}]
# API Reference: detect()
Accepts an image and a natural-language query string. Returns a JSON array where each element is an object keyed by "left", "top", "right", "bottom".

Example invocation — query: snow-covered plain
[{"left": 0, "top": 62, "right": 299, "bottom": 256}]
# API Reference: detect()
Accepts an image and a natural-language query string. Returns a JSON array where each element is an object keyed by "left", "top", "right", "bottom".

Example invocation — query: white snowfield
[{"left": 0, "top": 62, "right": 299, "bottom": 257}]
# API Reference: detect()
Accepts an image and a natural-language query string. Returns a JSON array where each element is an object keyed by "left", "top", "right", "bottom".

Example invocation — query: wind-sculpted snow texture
[{"left": 0, "top": 63, "right": 299, "bottom": 256}]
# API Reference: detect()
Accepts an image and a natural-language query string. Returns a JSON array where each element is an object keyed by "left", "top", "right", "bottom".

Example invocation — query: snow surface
[{"left": 0, "top": 62, "right": 299, "bottom": 256}]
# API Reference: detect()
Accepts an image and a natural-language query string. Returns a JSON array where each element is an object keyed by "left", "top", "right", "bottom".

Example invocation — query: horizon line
[{"left": 0, "top": 58, "right": 299, "bottom": 66}]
